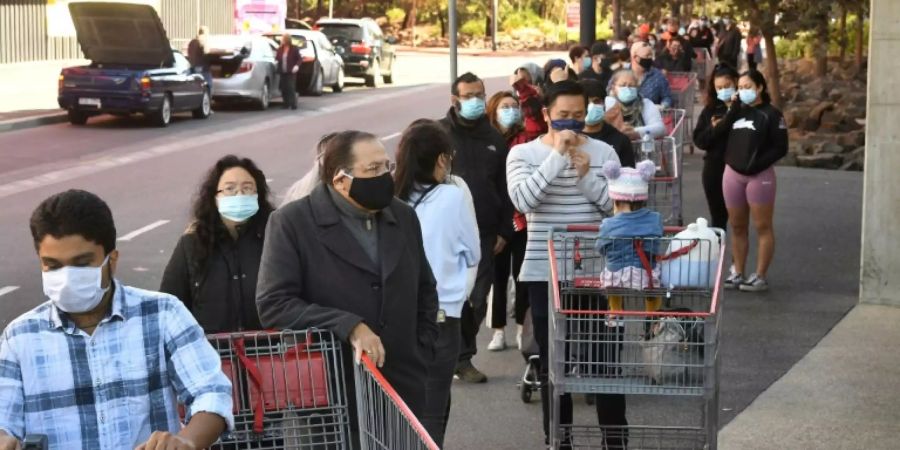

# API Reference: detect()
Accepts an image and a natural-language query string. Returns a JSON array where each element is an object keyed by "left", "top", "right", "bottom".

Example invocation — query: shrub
[
  {"left": 385, "top": 7, "right": 405, "bottom": 26},
  {"left": 460, "top": 18, "right": 485, "bottom": 38}
]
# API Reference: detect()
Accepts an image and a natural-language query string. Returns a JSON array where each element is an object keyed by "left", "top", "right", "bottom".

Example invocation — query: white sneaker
[
  {"left": 516, "top": 325, "right": 524, "bottom": 350},
  {"left": 487, "top": 330, "right": 507, "bottom": 351}
]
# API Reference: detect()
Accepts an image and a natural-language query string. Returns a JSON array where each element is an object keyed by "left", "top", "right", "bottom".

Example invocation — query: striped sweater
[{"left": 506, "top": 136, "right": 619, "bottom": 282}]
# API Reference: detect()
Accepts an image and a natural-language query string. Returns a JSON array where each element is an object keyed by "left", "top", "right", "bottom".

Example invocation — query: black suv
[{"left": 316, "top": 18, "right": 396, "bottom": 87}]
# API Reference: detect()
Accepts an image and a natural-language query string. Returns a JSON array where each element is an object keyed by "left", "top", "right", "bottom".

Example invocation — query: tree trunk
[
  {"left": 838, "top": 3, "right": 848, "bottom": 63},
  {"left": 316, "top": 0, "right": 324, "bottom": 18},
  {"left": 763, "top": 32, "right": 783, "bottom": 109},
  {"left": 403, "top": 1, "right": 417, "bottom": 30},
  {"left": 439, "top": 7, "right": 446, "bottom": 38},
  {"left": 814, "top": 10, "right": 829, "bottom": 77},
  {"left": 612, "top": 0, "right": 622, "bottom": 39},
  {"left": 855, "top": 6, "right": 865, "bottom": 70}
]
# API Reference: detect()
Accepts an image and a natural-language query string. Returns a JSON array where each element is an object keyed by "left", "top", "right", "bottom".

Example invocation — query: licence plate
[{"left": 78, "top": 98, "right": 101, "bottom": 108}]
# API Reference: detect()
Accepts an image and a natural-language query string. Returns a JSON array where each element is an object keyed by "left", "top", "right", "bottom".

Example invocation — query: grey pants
[
  {"left": 421, "top": 318, "right": 461, "bottom": 447},
  {"left": 458, "top": 235, "right": 496, "bottom": 364}
]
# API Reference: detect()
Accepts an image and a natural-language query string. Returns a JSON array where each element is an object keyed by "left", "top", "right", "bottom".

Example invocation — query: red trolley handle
[
  {"left": 634, "top": 239, "right": 699, "bottom": 286},
  {"left": 232, "top": 332, "right": 315, "bottom": 434}
]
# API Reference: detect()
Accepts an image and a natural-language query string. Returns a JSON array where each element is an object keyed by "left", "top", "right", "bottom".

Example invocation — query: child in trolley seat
[{"left": 596, "top": 159, "right": 665, "bottom": 314}]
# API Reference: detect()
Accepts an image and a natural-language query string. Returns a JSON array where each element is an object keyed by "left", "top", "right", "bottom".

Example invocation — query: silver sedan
[{"left": 205, "top": 35, "right": 281, "bottom": 110}]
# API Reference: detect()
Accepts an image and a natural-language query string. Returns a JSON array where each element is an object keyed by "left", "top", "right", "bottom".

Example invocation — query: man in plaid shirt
[{"left": 0, "top": 190, "right": 233, "bottom": 450}]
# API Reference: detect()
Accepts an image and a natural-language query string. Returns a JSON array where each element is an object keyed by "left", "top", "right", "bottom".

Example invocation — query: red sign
[{"left": 566, "top": 2, "right": 580, "bottom": 29}]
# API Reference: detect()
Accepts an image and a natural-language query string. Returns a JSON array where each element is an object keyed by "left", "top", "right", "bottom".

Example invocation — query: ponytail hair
[{"left": 740, "top": 69, "right": 771, "bottom": 104}]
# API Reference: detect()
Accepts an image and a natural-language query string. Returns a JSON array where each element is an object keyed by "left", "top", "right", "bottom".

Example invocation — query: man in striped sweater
[{"left": 506, "top": 80, "right": 620, "bottom": 448}]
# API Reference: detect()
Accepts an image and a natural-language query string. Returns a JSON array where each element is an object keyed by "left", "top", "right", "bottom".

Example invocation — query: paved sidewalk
[{"left": 719, "top": 303, "right": 900, "bottom": 449}]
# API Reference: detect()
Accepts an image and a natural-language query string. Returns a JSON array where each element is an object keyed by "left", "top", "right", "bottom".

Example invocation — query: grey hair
[{"left": 610, "top": 69, "right": 638, "bottom": 87}]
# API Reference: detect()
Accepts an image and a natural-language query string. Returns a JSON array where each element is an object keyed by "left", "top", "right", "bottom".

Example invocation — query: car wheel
[
  {"left": 192, "top": 90, "right": 211, "bottom": 119},
  {"left": 383, "top": 57, "right": 395, "bottom": 84},
  {"left": 365, "top": 60, "right": 382, "bottom": 88},
  {"left": 332, "top": 66, "right": 345, "bottom": 93},
  {"left": 67, "top": 110, "right": 88, "bottom": 126},
  {"left": 152, "top": 94, "right": 172, "bottom": 127},
  {"left": 255, "top": 81, "right": 270, "bottom": 110}
]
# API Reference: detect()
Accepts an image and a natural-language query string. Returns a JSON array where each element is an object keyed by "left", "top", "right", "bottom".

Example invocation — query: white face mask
[{"left": 42, "top": 255, "right": 111, "bottom": 313}]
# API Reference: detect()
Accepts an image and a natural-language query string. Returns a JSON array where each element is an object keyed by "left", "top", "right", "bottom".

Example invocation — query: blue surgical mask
[
  {"left": 585, "top": 103, "right": 605, "bottom": 126},
  {"left": 550, "top": 119, "right": 585, "bottom": 133},
  {"left": 497, "top": 107, "right": 521, "bottom": 129},
  {"left": 459, "top": 97, "right": 486, "bottom": 120},
  {"left": 739, "top": 88, "right": 758, "bottom": 105},
  {"left": 218, "top": 194, "right": 259, "bottom": 222},
  {"left": 583, "top": 57, "right": 592, "bottom": 70},
  {"left": 717, "top": 87, "right": 736, "bottom": 103},
  {"left": 617, "top": 87, "right": 638, "bottom": 104}
]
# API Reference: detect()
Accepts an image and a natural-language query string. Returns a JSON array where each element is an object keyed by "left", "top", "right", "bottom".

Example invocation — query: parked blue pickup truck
[{"left": 57, "top": 2, "right": 210, "bottom": 127}]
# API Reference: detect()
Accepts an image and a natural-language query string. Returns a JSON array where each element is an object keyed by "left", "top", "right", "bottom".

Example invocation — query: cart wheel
[{"left": 520, "top": 386, "right": 532, "bottom": 403}]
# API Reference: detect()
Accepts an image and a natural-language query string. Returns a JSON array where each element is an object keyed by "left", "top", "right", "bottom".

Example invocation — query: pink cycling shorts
[{"left": 723, "top": 165, "right": 777, "bottom": 208}]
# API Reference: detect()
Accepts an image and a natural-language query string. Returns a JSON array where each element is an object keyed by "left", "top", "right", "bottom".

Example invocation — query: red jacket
[{"left": 513, "top": 79, "right": 548, "bottom": 140}]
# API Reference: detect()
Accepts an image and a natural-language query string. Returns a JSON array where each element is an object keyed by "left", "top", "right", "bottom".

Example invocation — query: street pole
[
  {"left": 449, "top": 0, "right": 458, "bottom": 82},
  {"left": 579, "top": 0, "right": 595, "bottom": 47},
  {"left": 196, "top": 0, "right": 201, "bottom": 32},
  {"left": 491, "top": 0, "right": 498, "bottom": 52},
  {"left": 329, "top": 0, "right": 334, "bottom": 18}
]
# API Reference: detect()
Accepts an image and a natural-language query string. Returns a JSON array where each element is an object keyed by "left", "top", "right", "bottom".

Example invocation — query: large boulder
[
  {"left": 814, "top": 141, "right": 845, "bottom": 155},
  {"left": 796, "top": 153, "right": 844, "bottom": 170},
  {"left": 840, "top": 147, "right": 866, "bottom": 171}
]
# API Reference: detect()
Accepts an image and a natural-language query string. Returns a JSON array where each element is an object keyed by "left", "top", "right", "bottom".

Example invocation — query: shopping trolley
[
  {"left": 633, "top": 136, "right": 683, "bottom": 226},
  {"left": 203, "top": 329, "right": 352, "bottom": 449},
  {"left": 692, "top": 48, "right": 713, "bottom": 88},
  {"left": 547, "top": 224, "right": 725, "bottom": 449},
  {"left": 665, "top": 72, "right": 697, "bottom": 154},
  {"left": 354, "top": 354, "right": 440, "bottom": 450},
  {"left": 661, "top": 108, "right": 688, "bottom": 154}
]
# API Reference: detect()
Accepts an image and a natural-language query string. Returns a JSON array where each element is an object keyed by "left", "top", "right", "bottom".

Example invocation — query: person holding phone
[{"left": 693, "top": 64, "right": 740, "bottom": 230}]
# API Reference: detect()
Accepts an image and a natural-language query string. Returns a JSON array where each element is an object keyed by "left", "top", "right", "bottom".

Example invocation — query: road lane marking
[
  {"left": 0, "top": 84, "right": 437, "bottom": 200},
  {"left": 0, "top": 286, "right": 20, "bottom": 297},
  {"left": 381, "top": 132, "right": 401, "bottom": 141},
  {"left": 117, "top": 220, "right": 170, "bottom": 242}
]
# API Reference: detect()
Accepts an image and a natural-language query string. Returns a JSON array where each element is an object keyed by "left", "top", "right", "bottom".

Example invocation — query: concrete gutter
[{"left": 0, "top": 112, "right": 68, "bottom": 133}]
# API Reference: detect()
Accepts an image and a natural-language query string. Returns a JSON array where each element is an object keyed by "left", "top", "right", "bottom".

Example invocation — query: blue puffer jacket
[{"left": 596, "top": 209, "right": 664, "bottom": 271}]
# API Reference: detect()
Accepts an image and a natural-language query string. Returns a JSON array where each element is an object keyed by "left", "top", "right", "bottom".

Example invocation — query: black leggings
[
  {"left": 526, "top": 282, "right": 628, "bottom": 447},
  {"left": 702, "top": 157, "right": 729, "bottom": 230},
  {"left": 490, "top": 230, "right": 529, "bottom": 328}
]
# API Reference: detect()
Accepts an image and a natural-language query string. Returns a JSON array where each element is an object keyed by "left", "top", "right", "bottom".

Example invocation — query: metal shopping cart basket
[
  {"left": 546, "top": 225, "right": 725, "bottom": 449},
  {"left": 692, "top": 48, "right": 713, "bottom": 88},
  {"left": 354, "top": 354, "right": 440, "bottom": 450},
  {"left": 665, "top": 72, "right": 697, "bottom": 154},
  {"left": 633, "top": 136, "right": 683, "bottom": 226},
  {"left": 661, "top": 108, "right": 688, "bottom": 155},
  {"left": 203, "top": 329, "right": 352, "bottom": 449}
]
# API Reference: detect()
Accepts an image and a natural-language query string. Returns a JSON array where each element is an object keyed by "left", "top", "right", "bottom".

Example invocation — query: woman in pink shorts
[{"left": 720, "top": 70, "right": 788, "bottom": 292}]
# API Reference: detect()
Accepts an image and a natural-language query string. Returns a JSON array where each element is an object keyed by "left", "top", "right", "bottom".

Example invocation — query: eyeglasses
[
  {"left": 217, "top": 185, "right": 257, "bottom": 196},
  {"left": 347, "top": 161, "right": 396, "bottom": 177}
]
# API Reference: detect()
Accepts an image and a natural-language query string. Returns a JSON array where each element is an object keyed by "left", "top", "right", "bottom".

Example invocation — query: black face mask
[
  {"left": 638, "top": 57, "right": 654, "bottom": 70},
  {"left": 347, "top": 172, "right": 395, "bottom": 210}
]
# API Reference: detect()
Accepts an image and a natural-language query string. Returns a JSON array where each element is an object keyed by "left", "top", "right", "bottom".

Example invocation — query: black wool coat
[{"left": 255, "top": 184, "right": 440, "bottom": 416}]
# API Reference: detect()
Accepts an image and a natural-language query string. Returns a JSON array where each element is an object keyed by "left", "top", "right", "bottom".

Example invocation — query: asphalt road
[{"left": 0, "top": 54, "right": 864, "bottom": 449}]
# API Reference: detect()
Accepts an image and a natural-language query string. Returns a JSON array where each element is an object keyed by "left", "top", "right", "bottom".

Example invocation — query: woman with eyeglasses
[
  {"left": 484, "top": 90, "right": 538, "bottom": 351},
  {"left": 160, "top": 155, "right": 275, "bottom": 333},
  {"left": 604, "top": 69, "right": 666, "bottom": 141},
  {"left": 393, "top": 120, "right": 481, "bottom": 446}
]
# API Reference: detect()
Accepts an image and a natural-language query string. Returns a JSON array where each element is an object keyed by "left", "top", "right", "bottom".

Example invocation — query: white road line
[
  {"left": 381, "top": 132, "right": 402, "bottom": 141},
  {"left": 0, "top": 286, "right": 20, "bottom": 297},
  {"left": 117, "top": 220, "right": 170, "bottom": 242}
]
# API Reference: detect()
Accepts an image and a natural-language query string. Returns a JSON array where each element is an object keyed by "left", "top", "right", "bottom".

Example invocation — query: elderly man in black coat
[{"left": 256, "top": 130, "right": 439, "bottom": 420}]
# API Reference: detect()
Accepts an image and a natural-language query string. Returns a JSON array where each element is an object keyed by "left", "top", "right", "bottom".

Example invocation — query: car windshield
[
  {"left": 318, "top": 24, "right": 364, "bottom": 42},
  {"left": 205, "top": 36, "right": 254, "bottom": 56},
  {"left": 264, "top": 34, "right": 308, "bottom": 49}
]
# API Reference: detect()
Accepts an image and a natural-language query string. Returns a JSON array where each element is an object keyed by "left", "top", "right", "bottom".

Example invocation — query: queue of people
[{"left": 0, "top": 30, "right": 786, "bottom": 449}]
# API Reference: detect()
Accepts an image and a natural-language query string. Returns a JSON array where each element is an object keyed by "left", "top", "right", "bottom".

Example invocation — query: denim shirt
[{"left": 596, "top": 208, "right": 664, "bottom": 271}]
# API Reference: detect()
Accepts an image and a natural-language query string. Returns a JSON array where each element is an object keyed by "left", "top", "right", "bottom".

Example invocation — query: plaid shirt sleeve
[
  {"left": 0, "top": 330, "right": 24, "bottom": 439},
  {"left": 162, "top": 300, "right": 235, "bottom": 431}
]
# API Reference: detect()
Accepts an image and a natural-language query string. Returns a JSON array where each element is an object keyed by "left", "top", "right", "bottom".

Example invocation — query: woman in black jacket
[
  {"left": 693, "top": 64, "right": 739, "bottom": 230},
  {"left": 720, "top": 70, "right": 788, "bottom": 293},
  {"left": 161, "top": 155, "right": 275, "bottom": 332}
]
